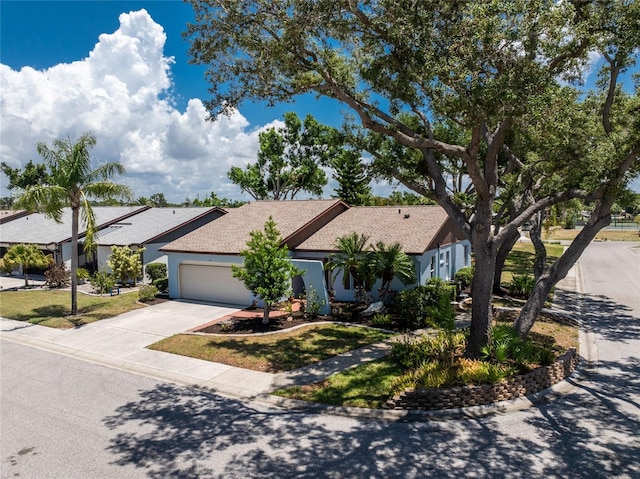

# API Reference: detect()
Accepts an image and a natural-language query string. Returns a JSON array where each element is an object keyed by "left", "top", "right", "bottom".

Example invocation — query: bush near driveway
[{"left": 0, "top": 290, "right": 144, "bottom": 328}]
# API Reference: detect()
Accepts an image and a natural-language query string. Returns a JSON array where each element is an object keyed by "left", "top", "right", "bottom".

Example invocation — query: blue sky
[
  {"left": 0, "top": 0, "right": 342, "bottom": 126},
  {"left": 1, "top": 1, "right": 638, "bottom": 202}
]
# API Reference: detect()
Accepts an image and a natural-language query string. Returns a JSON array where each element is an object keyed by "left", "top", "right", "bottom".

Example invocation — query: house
[
  {"left": 294, "top": 205, "right": 471, "bottom": 301},
  {"left": 160, "top": 199, "right": 349, "bottom": 311},
  {"left": 0, "top": 210, "right": 29, "bottom": 224},
  {"left": 89, "top": 207, "right": 226, "bottom": 276},
  {"left": 0, "top": 206, "right": 149, "bottom": 267}
]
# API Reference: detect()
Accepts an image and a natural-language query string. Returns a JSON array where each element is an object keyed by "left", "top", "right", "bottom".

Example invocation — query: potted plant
[{"left": 76, "top": 267, "right": 90, "bottom": 285}]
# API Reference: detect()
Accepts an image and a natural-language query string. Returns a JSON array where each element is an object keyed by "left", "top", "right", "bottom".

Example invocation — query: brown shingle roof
[
  {"left": 161, "top": 199, "right": 347, "bottom": 254},
  {"left": 295, "top": 205, "right": 452, "bottom": 255}
]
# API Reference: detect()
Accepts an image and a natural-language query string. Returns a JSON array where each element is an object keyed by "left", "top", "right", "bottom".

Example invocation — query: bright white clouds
[{"left": 0, "top": 9, "right": 270, "bottom": 202}]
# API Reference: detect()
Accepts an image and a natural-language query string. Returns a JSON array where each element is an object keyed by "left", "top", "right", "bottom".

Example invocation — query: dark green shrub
[
  {"left": 145, "top": 263, "right": 167, "bottom": 282},
  {"left": 509, "top": 274, "right": 536, "bottom": 298},
  {"left": 152, "top": 277, "right": 168, "bottom": 293},
  {"left": 454, "top": 266, "right": 474, "bottom": 289},
  {"left": 396, "top": 278, "right": 455, "bottom": 330},
  {"left": 44, "top": 262, "right": 70, "bottom": 288},
  {"left": 138, "top": 285, "right": 158, "bottom": 302},
  {"left": 90, "top": 271, "right": 116, "bottom": 294},
  {"left": 481, "top": 324, "right": 537, "bottom": 368}
]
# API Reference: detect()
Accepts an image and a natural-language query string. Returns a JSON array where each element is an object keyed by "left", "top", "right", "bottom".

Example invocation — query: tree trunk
[
  {"left": 528, "top": 211, "right": 546, "bottom": 280},
  {"left": 493, "top": 228, "right": 520, "bottom": 293},
  {"left": 71, "top": 206, "right": 79, "bottom": 315},
  {"left": 23, "top": 267, "right": 29, "bottom": 287},
  {"left": 262, "top": 302, "right": 270, "bottom": 324},
  {"left": 466, "top": 213, "right": 497, "bottom": 357},
  {"left": 514, "top": 201, "right": 613, "bottom": 337}
]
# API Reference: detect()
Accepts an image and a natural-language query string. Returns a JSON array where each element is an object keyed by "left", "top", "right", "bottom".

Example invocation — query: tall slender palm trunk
[{"left": 70, "top": 206, "right": 79, "bottom": 315}]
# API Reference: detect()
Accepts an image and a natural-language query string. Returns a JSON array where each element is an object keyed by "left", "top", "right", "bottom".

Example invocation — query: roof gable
[
  {"left": 161, "top": 199, "right": 348, "bottom": 254},
  {"left": 296, "top": 205, "right": 462, "bottom": 255}
]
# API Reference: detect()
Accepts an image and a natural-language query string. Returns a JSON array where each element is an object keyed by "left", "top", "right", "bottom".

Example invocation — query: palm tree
[
  {"left": 326, "top": 232, "right": 374, "bottom": 292},
  {"left": 371, "top": 242, "right": 416, "bottom": 299},
  {"left": 17, "top": 132, "right": 131, "bottom": 315}
]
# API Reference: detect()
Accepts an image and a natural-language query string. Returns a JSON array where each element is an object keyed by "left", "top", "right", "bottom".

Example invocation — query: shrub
[
  {"left": 138, "top": 285, "right": 158, "bottom": 302},
  {"left": 145, "top": 263, "right": 167, "bottom": 282},
  {"left": 509, "top": 274, "right": 536, "bottom": 298},
  {"left": 90, "top": 271, "right": 116, "bottom": 294},
  {"left": 76, "top": 267, "right": 90, "bottom": 281},
  {"left": 396, "top": 278, "right": 456, "bottom": 331},
  {"left": 391, "top": 330, "right": 466, "bottom": 370},
  {"left": 454, "top": 266, "right": 474, "bottom": 289},
  {"left": 481, "top": 324, "right": 537, "bottom": 368},
  {"left": 44, "top": 263, "right": 70, "bottom": 288},
  {"left": 371, "top": 313, "right": 393, "bottom": 328},
  {"left": 152, "top": 277, "right": 168, "bottom": 293},
  {"left": 107, "top": 245, "right": 145, "bottom": 286},
  {"left": 304, "top": 286, "right": 325, "bottom": 318}
]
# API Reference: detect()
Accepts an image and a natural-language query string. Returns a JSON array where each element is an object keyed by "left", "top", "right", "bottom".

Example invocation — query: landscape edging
[{"left": 383, "top": 348, "right": 579, "bottom": 411}]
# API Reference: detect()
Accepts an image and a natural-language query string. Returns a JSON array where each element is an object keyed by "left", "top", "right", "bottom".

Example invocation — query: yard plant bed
[
  {"left": 274, "top": 311, "right": 578, "bottom": 409},
  {"left": 197, "top": 302, "right": 393, "bottom": 334}
]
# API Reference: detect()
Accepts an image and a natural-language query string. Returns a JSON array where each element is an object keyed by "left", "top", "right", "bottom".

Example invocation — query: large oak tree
[{"left": 186, "top": 0, "right": 639, "bottom": 355}]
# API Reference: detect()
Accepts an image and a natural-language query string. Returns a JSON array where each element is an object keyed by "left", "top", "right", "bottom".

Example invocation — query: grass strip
[{"left": 0, "top": 289, "right": 143, "bottom": 328}]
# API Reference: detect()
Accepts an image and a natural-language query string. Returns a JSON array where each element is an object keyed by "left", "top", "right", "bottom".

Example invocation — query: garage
[{"left": 179, "top": 263, "right": 252, "bottom": 306}]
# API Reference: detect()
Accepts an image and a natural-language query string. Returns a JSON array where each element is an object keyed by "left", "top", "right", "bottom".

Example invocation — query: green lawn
[
  {"left": 500, "top": 241, "right": 565, "bottom": 286},
  {"left": 273, "top": 357, "right": 403, "bottom": 408},
  {"left": 149, "top": 325, "right": 394, "bottom": 373},
  {"left": 0, "top": 290, "right": 144, "bottom": 328}
]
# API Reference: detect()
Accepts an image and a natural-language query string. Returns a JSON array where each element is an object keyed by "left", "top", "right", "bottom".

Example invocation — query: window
[{"left": 429, "top": 256, "right": 436, "bottom": 278}]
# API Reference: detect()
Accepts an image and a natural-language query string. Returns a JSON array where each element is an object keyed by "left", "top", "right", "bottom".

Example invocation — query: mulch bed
[{"left": 197, "top": 303, "right": 381, "bottom": 334}]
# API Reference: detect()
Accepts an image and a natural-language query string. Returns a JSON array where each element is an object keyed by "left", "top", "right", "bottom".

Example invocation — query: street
[{"left": 2, "top": 241, "right": 639, "bottom": 478}]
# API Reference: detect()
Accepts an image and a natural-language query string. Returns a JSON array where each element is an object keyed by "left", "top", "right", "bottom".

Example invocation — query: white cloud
[{"left": 0, "top": 9, "right": 268, "bottom": 203}]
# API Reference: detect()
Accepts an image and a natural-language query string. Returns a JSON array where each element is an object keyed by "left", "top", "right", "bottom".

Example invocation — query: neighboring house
[
  {"left": 90, "top": 207, "right": 226, "bottom": 277},
  {"left": 0, "top": 210, "right": 29, "bottom": 224},
  {"left": 0, "top": 206, "right": 149, "bottom": 267},
  {"left": 294, "top": 205, "right": 471, "bottom": 301},
  {"left": 160, "top": 199, "right": 349, "bottom": 311}
]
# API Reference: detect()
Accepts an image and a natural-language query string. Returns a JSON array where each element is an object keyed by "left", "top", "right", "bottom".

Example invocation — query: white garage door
[{"left": 179, "top": 263, "right": 251, "bottom": 306}]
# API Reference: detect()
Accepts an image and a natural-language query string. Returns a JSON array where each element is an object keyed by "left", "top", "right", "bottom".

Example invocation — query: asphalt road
[{"left": 1, "top": 242, "right": 639, "bottom": 479}]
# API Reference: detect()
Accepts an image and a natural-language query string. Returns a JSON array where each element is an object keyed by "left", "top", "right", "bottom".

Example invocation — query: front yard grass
[
  {"left": 149, "top": 325, "right": 394, "bottom": 373},
  {"left": 0, "top": 290, "right": 144, "bottom": 328}
]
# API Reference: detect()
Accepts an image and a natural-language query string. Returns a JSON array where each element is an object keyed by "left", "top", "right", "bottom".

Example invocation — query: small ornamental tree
[
  {"left": 232, "top": 217, "right": 300, "bottom": 324},
  {"left": 107, "top": 246, "right": 145, "bottom": 286},
  {"left": 1, "top": 244, "right": 51, "bottom": 287}
]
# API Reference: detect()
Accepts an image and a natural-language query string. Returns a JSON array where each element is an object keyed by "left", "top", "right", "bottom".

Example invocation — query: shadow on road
[{"left": 102, "top": 290, "right": 640, "bottom": 478}]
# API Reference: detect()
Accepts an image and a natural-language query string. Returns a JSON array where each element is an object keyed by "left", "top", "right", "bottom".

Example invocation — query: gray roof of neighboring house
[
  {"left": 295, "top": 205, "right": 452, "bottom": 255},
  {"left": 94, "top": 207, "right": 224, "bottom": 246},
  {"left": 0, "top": 206, "right": 148, "bottom": 246},
  {"left": 161, "top": 199, "right": 347, "bottom": 254},
  {"left": 0, "top": 210, "right": 29, "bottom": 224}
]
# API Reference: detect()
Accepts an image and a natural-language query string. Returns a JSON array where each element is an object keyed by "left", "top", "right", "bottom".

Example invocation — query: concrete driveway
[{"left": 1, "top": 299, "right": 282, "bottom": 397}]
